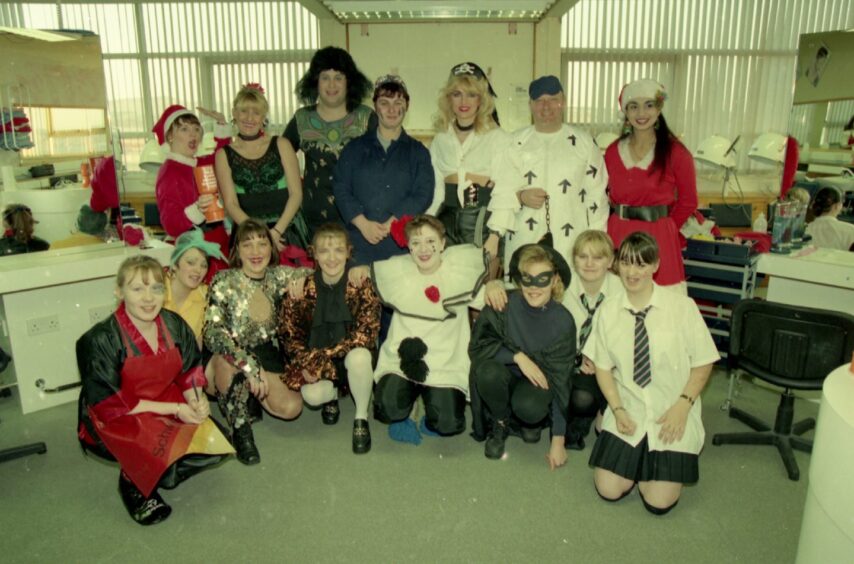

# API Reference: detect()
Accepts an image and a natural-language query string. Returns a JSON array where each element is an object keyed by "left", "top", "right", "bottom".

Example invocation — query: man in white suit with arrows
[{"left": 488, "top": 76, "right": 609, "bottom": 267}]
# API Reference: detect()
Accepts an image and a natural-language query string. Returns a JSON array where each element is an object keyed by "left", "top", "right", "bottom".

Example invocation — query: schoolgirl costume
[{"left": 584, "top": 283, "right": 719, "bottom": 485}]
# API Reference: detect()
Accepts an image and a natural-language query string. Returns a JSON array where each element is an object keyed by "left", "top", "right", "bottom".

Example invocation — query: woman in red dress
[
  {"left": 604, "top": 79, "right": 697, "bottom": 288},
  {"left": 77, "top": 256, "right": 233, "bottom": 526}
]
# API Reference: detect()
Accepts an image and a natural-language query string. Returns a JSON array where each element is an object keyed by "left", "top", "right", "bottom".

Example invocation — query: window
[
  {"left": 561, "top": 0, "right": 854, "bottom": 171},
  {"left": 0, "top": 2, "right": 319, "bottom": 170}
]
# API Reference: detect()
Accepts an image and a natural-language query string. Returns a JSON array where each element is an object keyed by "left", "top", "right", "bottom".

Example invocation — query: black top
[
  {"left": 0, "top": 235, "right": 49, "bottom": 255},
  {"left": 309, "top": 269, "right": 353, "bottom": 349},
  {"left": 223, "top": 135, "right": 289, "bottom": 223},
  {"left": 470, "top": 291, "right": 576, "bottom": 436}
]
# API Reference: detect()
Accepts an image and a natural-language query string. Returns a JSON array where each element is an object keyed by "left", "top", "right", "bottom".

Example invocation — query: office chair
[
  {"left": 0, "top": 349, "right": 47, "bottom": 464},
  {"left": 712, "top": 299, "right": 854, "bottom": 480}
]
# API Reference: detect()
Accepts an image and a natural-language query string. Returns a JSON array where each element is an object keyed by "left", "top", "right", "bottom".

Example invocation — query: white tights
[{"left": 300, "top": 347, "right": 374, "bottom": 420}]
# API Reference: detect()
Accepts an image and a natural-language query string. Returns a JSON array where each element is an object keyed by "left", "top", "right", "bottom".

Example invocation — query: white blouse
[
  {"left": 427, "top": 125, "right": 511, "bottom": 215},
  {"left": 562, "top": 271, "right": 624, "bottom": 349},
  {"left": 805, "top": 215, "right": 854, "bottom": 251}
]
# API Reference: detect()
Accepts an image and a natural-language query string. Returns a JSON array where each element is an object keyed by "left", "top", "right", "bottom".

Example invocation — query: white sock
[
  {"left": 301, "top": 380, "right": 335, "bottom": 406},
  {"left": 345, "top": 347, "right": 374, "bottom": 420}
]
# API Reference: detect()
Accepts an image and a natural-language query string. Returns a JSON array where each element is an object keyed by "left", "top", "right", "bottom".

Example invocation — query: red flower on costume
[
  {"left": 425, "top": 286, "right": 440, "bottom": 303},
  {"left": 390, "top": 215, "right": 414, "bottom": 248},
  {"left": 244, "top": 82, "right": 265, "bottom": 95}
]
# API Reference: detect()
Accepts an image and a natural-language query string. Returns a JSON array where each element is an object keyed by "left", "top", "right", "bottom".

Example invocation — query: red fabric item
[
  {"left": 201, "top": 224, "right": 230, "bottom": 284},
  {"left": 152, "top": 104, "right": 194, "bottom": 145},
  {"left": 88, "top": 305, "right": 196, "bottom": 496},
  {"left": 734, "top": 231, "right": 771, "bottom": 254},
  {"left": 90, "top": 156, "right": 119, "bottom": 212},
  {"left": 779, "top": 136, "right": 800, "bottom": 199},
  {"left": 604, "top": 141, "right": 698, "bottom": 285},
  {"left": 424, "top": 285, "right": 441, "bottom": 303},
  {"left": 390, "top": 214, "right": 414, "bottom": 248},
  {"left": 155, "top": 153, "right": 219, "bottom": 237},
  {"left": 278, "top": 244, "right": 315, "bottom": 268},
  {"left": 122, "top": 224, "right": 145, "bottom": 246}
]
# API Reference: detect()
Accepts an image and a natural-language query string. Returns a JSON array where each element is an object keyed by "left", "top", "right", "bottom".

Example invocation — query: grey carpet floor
[{"left": 0, "top": 369, "right": 814, "bottom": 563}]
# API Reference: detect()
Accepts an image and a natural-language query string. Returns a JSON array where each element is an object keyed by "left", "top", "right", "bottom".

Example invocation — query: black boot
[
  {"left": 485, "top": 419, "right": 509, "bottom": 460},
  {"left": 247, "top": 395, "right": 264, "bottom": 423},
  {"left": 352, "top": 419, "right": 371, "bottom": 454},
  {"left": 118, "top": 473, "right": 171, "bottom": 526},
  {"left": 322, "top": 399, "right": 340, "bottom": 425},
  {"left": 232, "top": 424, "right": 260, "bottom": 466}
]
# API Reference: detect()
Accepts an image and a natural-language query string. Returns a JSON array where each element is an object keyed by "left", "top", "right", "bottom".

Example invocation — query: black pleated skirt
[{"left": 589, "top": 431, "right": 699, "bottom": 484}]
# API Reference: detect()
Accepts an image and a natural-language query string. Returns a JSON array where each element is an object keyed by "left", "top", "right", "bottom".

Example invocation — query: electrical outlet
[
  {"left": 26, "top": 315, "right": 60, "bottom": 336},
  {"left": 89, "top": 305, "right": 114, "bottom": 325}
]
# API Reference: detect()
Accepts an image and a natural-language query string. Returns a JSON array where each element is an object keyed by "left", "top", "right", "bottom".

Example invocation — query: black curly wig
[{"left": 296, "top": 46, "right": 372, "bottom": 112}]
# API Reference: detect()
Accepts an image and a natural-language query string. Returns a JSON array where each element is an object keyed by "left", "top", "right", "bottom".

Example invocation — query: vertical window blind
[
  {"left": 0, "top": 1, "right": 319, "bottom": 169},
  {"left": 561, "top": 0, "right": 854, "bottom": 171}
]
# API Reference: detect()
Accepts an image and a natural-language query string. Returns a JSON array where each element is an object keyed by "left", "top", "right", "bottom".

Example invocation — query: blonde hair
[
  {"left": 517, "top": 245, "right": 565, "bottom": 302},
  {"left": 232, "top": 85, "right": 269, "bottom": 117},
  {"left": 116, "top": 255, "right": 164, "bottom": 289},
  {"left": 572, "top": 230, "right": 615, "bottom": 261},
  {"left": 434, "top": 75, "right": 496, "bottom": 134},
  {"left": 785, "top": 187, "right": 811, "bottom": 207}
]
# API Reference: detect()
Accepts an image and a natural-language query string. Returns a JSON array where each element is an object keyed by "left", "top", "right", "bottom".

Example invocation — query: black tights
[
  {"left": 374, "top": 374, "right": 467, "bottom": 436},
  {"left": 567, "top": 373, "right": 605, "bottom": 438},
  {"left": 474, "top": 359, "right": 552, "bottom": 426}
]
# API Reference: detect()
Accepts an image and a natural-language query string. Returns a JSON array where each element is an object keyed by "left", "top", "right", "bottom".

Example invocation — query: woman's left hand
[
  {"left": 546, "top": 438, "right": 568, "bottom": 471},
  {"left": 196, "top": 106, "right": 226, "bottom": 125},
  {"left": 288, "top": 275, "right": 307, "bottom": 299},
  {"left": 656, "top": 401, "right": 691, "bottom": 444}
]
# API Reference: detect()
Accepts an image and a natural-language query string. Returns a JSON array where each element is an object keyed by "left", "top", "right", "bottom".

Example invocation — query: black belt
[{"left": 615, "top": 204, "right": 669, "bottom": 222}]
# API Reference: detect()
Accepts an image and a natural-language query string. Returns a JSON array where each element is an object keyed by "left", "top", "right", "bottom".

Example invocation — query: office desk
[
  {"left": 0, "top": 240, "right": 173, "bottom": 413},
  {"left": 796, "top": 364, "right": 854, "bottom": 563},
  {"left": 757, "top": 246, "right": 854, "bottom": 314}
]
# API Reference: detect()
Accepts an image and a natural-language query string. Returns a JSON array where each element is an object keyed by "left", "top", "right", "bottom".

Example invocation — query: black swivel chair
[{"left": 712, "top": 299, "right": 854, "bottom": 481}]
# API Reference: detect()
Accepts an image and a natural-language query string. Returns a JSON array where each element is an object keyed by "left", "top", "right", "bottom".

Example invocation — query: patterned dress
[
  {"left": 284, "top": 105, "right": 375, "bottom": 235},
  {"left": 278, "top": 271, "right": 380, "bottom": 391}
]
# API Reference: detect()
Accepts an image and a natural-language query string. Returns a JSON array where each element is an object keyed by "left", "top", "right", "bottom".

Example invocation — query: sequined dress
[{"left": 204, "top": 265, "right": 312, "bottom": 380}]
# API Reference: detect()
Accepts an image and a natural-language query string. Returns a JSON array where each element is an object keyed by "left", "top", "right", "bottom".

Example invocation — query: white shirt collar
[{"left": 617, "top": 137, "right": 654, "bottom": 170}]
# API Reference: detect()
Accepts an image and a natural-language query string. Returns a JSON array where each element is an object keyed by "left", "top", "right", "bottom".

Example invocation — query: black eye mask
[{"left": 518, "top": 271, "right": 554, "bottom": 288}]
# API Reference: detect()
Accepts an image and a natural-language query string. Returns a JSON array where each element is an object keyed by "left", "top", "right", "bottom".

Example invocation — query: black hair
[
  {"left": 3, "top": 204, "right": 35, "bottom": 244},
  {"left": 811, "top": 186, "right": 841, "bottom": 218},
  {"left": 620, "top": 112, "right": 676, "bottom": 174},
  {"left": 618, "top": 231, "right": 660, "bottom": 266},
  {"left": 296, "top": 46, "right": 372, "bottom": 112},
  {"left": 373, "top": 81, "right": 410, "bottom": 104}
]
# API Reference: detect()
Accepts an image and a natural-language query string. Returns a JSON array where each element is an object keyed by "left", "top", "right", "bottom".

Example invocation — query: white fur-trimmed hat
[{"left": 618, "top": 79, "right": 667, "bottom": 112}]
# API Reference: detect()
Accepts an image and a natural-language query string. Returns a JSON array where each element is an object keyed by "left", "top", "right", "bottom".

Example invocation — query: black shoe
[
  {"left": 485, "top": 419, "right": 509, "bottom": 460},
  {"left": 232, "top": 424, "right": 260, "bottom": 466},
  {"left": 520, "top": 425, "right": 542, "bottom": 444},
  {"left": 565, "top": 431, "right": 586, "bottom": 451},
  {"left": 321, "top": 400, "right": 340, "bottom": 425},
  {"left": 118, "top": 473, "right": 171, "bottom": 526},
  {"left": 247, "top": 395, "right": 264, "bottom": 423},
  {"left": 352, "top": 419, "right": 371, "bottom": 454}
]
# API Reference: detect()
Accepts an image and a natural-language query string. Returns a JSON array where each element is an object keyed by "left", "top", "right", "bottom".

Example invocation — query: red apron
[{"left": 89, "top": 316, "right": 231, "bottom": 497}]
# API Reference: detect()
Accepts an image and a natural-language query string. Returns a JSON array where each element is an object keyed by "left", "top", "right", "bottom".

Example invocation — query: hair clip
[{"left": 243, "top": 82, "right": 266, "bottom": 95}]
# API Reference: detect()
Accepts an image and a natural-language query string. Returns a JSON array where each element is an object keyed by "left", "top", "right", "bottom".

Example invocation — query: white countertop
[
  {"left": 0, "top": 239, "right": 174, "bottom": 294},
  {"left": 757, "top": 246, "right": 854, "bottom": 290}
]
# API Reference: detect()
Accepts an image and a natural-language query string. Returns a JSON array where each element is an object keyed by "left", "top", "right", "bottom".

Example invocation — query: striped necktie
[
  {"left": 578, "top": 293, "right": 605, "bottom": 352},
  {"left": 630, "top": 307, "right": 652, "bottom": 388}
]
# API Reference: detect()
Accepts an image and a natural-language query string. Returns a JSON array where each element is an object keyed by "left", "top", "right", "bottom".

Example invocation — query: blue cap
[{"left": 528, "top": 76, "right": 563, "bottom": 100}]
